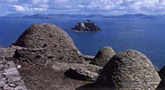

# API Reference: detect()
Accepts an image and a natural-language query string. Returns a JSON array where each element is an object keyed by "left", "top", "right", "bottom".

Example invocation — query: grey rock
[
  {"left": 90, "top": 47, "right": 115, "bottom": 67},
  {"left": 13, "top": 23, "right": 85, "bottom": 64},
  {"left": 72, "top": 20, "right": 100, "bottom": 31},
  {"left": 65, "top": 64, "right": 102, "bottom": 81},
  {"left": 3, "top": 85, "right": 14, "bottom": 90},
  {"left": 0, "top": 81, "right": 5, "bottom": 87},
  {"left": 83, "top": 55, "right": 94, "bottom": 62},
  {"left": 0, "top": 59, "right": 27, "bottom": 90},
  {"left": 95, "top": 50, "right": 161, "bottom": 90},
  {"left": 0, "top": 47, "right": 16, "bottom": 58},
  {"left": 8, "top": 83, "right": 16, "bottom": 87},
  {"left": 15, "top": 86, "right": 27, "bottom": 90},
  {"left": 0, "top": 56, "right": 5, "bottom": 64},
  {"left": 14, "top": 48, "right": 48, "bottom": 65}
]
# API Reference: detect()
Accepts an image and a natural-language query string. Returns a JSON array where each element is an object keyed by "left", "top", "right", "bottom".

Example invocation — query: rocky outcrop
[
  {"left": 95, "top": 50, "right": 161, "bottom": 90},
  {"left": 13, "top": 23, "right": 85, "bottom": 64},
  {"left": 90, "top": 47, "right": 115, "bottom": 67},
  {"left": 65, "top": 64, "right": 102, "bottom": 81},
  {"left": 72, "top": 20, "right": 100, "bottom": 31}
]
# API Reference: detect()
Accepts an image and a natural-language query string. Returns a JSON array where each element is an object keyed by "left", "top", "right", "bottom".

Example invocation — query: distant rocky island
[
  {"left": 72, "top": 20, "right": 100, "bottom": 32},
  {"left": 0, "top": 23, "right": 164, "bottom": 90}
]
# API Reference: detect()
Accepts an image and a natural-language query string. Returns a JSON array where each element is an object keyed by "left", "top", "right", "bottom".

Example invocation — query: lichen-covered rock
[
  {"left": 95, "top": 50, "right": 161, "bottom": 90},
  {"left": 65, "top": 64, "right": 102, "bottom": 81},
  {"left": 13, "top": 23, "right": 84, "bottom": 64},
  {"left": 90, "top": 47, "right": 115, "bottom": 67}
]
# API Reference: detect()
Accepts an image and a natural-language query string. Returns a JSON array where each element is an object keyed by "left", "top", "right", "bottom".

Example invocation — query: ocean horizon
[{"left": 0, "top": 18, "right": 165, "bottom": 68}]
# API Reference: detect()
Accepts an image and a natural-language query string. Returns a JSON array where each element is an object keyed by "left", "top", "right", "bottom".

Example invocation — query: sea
[{"left": 0, "top": 18, "right": 165, "bottom": 68}]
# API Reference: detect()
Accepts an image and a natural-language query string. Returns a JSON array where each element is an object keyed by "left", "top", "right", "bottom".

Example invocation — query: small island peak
[{"left": 72, "top": 20, "right": 100, "bottom": 32}]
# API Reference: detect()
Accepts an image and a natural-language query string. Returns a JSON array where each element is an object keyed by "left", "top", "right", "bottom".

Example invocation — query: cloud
[
  {"left": 13, "top": 5, "right": 25, "bottom": 12},
  {"left": 1, "top": 0, "right": 165, "bottom": 16}
]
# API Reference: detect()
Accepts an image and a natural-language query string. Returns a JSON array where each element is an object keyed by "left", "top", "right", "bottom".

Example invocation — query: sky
[{"left": 1, "top": 0, "right": 165, "bottom": 16}]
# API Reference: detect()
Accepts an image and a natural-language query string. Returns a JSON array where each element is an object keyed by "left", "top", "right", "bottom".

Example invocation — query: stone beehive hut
[
  {"left": 90, "top": 47, "right": 115, "bottom": 67},
  {"left": 13, "top": 23, "right": 84, "bottom": 64},
  {"left": 95, "top": 50, "right": 161, "bottom": 90}
]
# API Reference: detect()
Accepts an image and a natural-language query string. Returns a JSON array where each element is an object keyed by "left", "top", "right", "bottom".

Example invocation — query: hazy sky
[{"left": 1, "top": 0, "right": 165, "bottom": 16}]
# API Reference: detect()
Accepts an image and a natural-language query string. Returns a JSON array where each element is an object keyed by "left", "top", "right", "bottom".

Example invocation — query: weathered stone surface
[
  {"left": 83, "top": 55, "right": 94, "bottom": 62},
  {"left": 0, "top": 47, "right": 16, "bottom": 58},
  {"left": 13, "top": 23, "right": 84, "bottom": 64},
  {"left": 13, "top": 48, "right": 49, "bottom": 65},
  {"left": 65, "top": 64, "right": 102, "bottom": 81},
  {"left": 90, "top": 47, "right": 115, "bottom": 67},
  {"left": 72, "top": 20, "right": 100, "bottom": 31},
  {"left": 18, "top": 62, "right": 93, "bottom": 90},
  {"left": 0, "top": 57, "right": 27, "bottom": 90},
  {"left": 95, "top": 50, "right": 161, "bottom": 90}
]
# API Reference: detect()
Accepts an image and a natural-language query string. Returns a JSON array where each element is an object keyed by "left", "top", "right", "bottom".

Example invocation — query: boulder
[
  {"left": 90, "top": 47, "right": 115, "bottom": 67},
  {"left": 72, "top": 20, "right": 100, "bottom": 31},
  {"left": 65, "top": 64, "right": 102, "bottom": 81},
  {"left": 95, "top": 50, "right": 161, "bottom": 90},
  {"left": 13, "top": 23, "right": 84, "bottom": 64}
]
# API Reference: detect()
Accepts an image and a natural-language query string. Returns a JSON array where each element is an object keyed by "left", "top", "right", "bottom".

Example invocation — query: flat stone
[
  {"left": 14, "top": 80, "right": 25, "bottom": 86},
  {"left": 4, "top": 61, "right": 16, "bottom": 68},
  {"left": 7, "top": 76, "right": 21, "bottom": 82},
  {"left": 65, "top": 64, "right": 102, "bottom": 81},
  {"left": 0, "top": 81, "right": 5, "bottom": 87},
  {"left": 0, "top": 56, "right": 5, "bottom": 64},
  {"left": 3, "top": 68, "right": 18, "bottom": 75},
  {"left": 15, "top": 86, "right": 27, "bottom": 90},
  {"left": 0, "top": 64, "right": 4, "bottom": 70},
  {"left": 8, "top": 83, "right": 16, "bottom": 87},
  {"left": 0, "top": 60, "right": 27, "bottom": 90},
  {"left": 3, "top": 85, "right": 14, "bottom": 90},
  {"left": 0, "top": 48, "right": 16, "bottom": 58}
]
